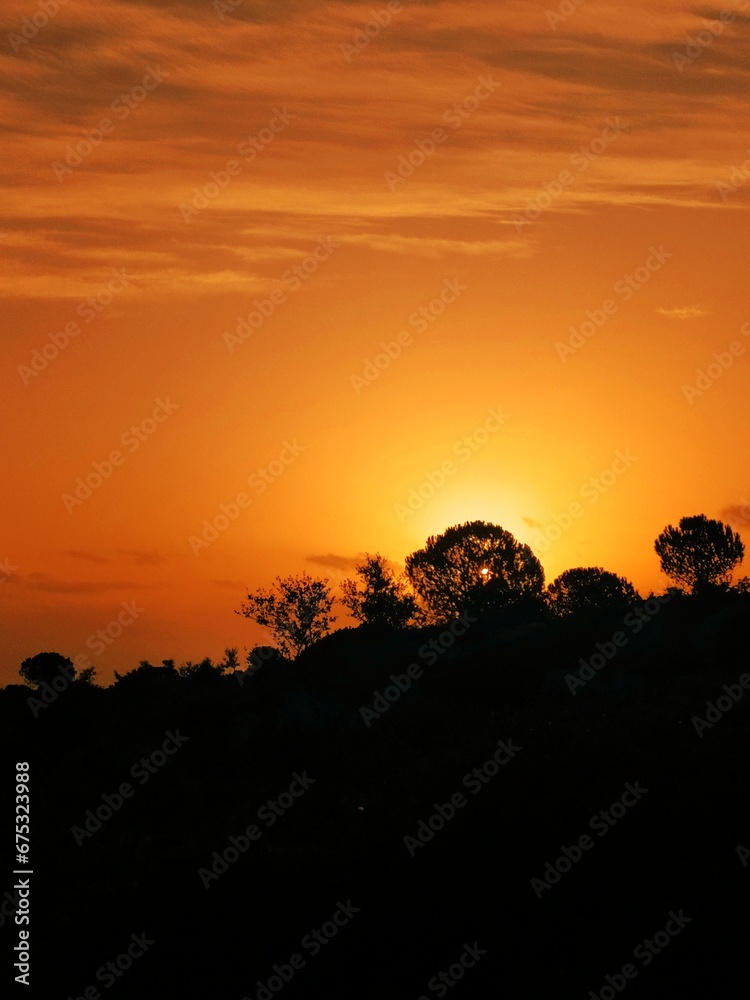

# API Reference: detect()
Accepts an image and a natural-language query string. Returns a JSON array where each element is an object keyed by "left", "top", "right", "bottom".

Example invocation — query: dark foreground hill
[{"left": 2, "top": 591, "right": 749, "bottom": 998}]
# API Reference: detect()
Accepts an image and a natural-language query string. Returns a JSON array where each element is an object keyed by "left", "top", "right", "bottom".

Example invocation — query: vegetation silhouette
[
  {"left": 4, "top": 513, "right": 750, "bottom": 997},
  {"left": 236, "top": 572, "right": 337, "bottom": 658},
  {"left": 405, "top": 520, "right": 545, "bottom": 622},
  {"left": 655, "top": 513, "right": 744, "bottom": 594},
  {"left": 547, "top": 567, "right": 640, "bottom": 618},
  {"left": 19, "top": 650, "right": 93, "bottom": 687},
  {"left": 340, "top": 553, "right": 418, "bottom": 629}
]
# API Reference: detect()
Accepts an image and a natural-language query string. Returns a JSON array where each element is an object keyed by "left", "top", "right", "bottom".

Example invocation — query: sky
[{"left": 2, "top": 0, "right": 750, "bottom": 685}]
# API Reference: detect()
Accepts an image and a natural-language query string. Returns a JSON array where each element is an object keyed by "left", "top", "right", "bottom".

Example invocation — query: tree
[
  {"left": 247, "top": 645, "right": 287, "bottom": 671},
  {"left": 654, "top": 514, "right": 744, "bottom": 593},
  {"left": 19, "top": 651, "right": 75, "bottom": 688},
  {"left": 340, "top": 553, "right": 417, "bottom": 628},
  {"left": 220, "top": 648, "right": 241, "bottom": 671},
  {"left": 236, "top": 573, "right": 337, "bottom": 659},
  {"left": 114, "top": 659, "right": 177, "bottom": 687},
  {"left": 405, "top": 521, "right": 545, "bottom": 621},
  {"left": 547, "top": 567, "right": 640, "bottom": 617}
]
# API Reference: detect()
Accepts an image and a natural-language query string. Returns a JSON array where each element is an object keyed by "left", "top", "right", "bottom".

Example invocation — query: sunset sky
[{"left": 2, "top": 0, "right": 750, "bottom": 685}]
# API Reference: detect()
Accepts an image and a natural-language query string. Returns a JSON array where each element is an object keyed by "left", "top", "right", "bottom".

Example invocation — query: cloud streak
[{"left": 2, "top": 0, "right": 749, "bottom": 298}]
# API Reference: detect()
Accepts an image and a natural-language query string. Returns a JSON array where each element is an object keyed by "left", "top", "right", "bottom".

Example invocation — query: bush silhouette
[
  {"left": 547, "top": 567, "right": 640, "bottom": 617},
  {"left": 340, "top": 553, "right": 418, "bottom": 628}
]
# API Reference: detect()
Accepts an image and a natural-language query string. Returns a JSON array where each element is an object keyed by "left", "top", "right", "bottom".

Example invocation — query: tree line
[
  {"left": 14, "top": 512, "right": 747, "bottom": 688},
  {"left": 234, "top": 512, "right": 747, "bottom": 659}
]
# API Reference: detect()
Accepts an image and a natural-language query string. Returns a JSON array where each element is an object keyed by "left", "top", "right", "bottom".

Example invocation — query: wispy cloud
[
  {"left": 306, "top": 553, "right": 360, "bottom": 572},
  {"left": 3, "top": 0, "right": 749, "bottom": 299},
  {"left": 656, "top": 305, "right": 709, "bottom": 319},
  {"left": 66, "top": 550, "right": 111, "bottom": 564},
  {"left": 24, "top": 573, "right": 147, "bottom": 594},
  {"left": 721, "top": 502, "right": 750, "bottom": 528},
  {"left": 118, "top": 550, "right": 164, "bottom": 567}
]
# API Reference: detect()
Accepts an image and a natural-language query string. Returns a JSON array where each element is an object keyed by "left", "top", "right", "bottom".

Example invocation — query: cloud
[
  {"left": 720, "top": 502, "right": 750, "bottom": 528},
  {"left": 656, "top": 305, "right": 709, "bottom": 319},
  {"left": 340, "top": 233, "right": 534, "bottom": 258},
  {"left": 66, "top": 549, "right": 110, "bottom": 564},
  {"left": 523, "top": 517, "right": 543, "bottom": 529},
  {"left": 118, "top": 550, "right": 163, "bottom": 566},
  {"left": 306, "top": 553, "right": 360, "bottom": 571},
  {"left": 212, "top": 579, "right": 247, "bottom": 590},
  {"left": 24, "top": 573, "right": 148, "bottom": 593},
  {"left": 3, "top": 0, "right": 750, "bottom": 300}
]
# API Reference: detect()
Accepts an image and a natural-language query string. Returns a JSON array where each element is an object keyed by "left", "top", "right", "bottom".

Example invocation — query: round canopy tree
[
  {"left": 405, "top": 521, "right": 545, "bottom": 621},
  {"left": 654, "top": 514, "right": 744, "bottom": 593},
  {"left": 547, "top": 567, "right": 640, "bottom": 617},
  {"left": 19, "top": 651, "right": 76, "bottom": 687}
]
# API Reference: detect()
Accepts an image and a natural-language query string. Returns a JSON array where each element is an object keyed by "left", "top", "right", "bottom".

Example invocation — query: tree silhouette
[
  {"left": 340, "top": 553, "right": 417, "bottom": 628},
  {"left": 654, "top": 514, "right": 744, "bottom": 593},
  {"left": 19, "top": 651, "right": 76, "bottom": 687},
  {"left": 247, "top": 645, "right": 287, "bottom": 671},
  {"left": 405, "top": 520, "right": 545, "bottom": 621},
  {"left": 547, "top": 567, "right": 640, "bottom": 616},
  {"left": 236, "top": 573, "right": 337, "bottom": 659}
]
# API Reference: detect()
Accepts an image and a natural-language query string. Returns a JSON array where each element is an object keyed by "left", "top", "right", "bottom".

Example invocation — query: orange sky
[{"left": 2, "top": 0, "right": 750, "bottom": 684}]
